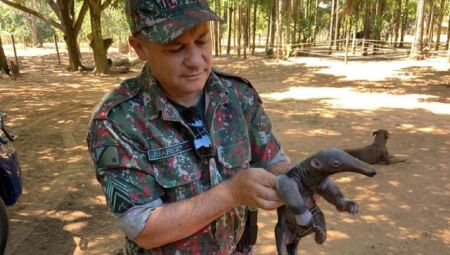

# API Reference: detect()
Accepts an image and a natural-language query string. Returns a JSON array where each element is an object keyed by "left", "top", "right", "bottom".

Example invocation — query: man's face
[{"left": 130, "top": 22, "right": 212, "bottom": 106}]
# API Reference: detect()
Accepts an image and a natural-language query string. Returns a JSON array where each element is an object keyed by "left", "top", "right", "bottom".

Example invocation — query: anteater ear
[
  {"left": 373, "top": 130, "right": 378, "bottom": 136},
  {"left": 311, "top": 158, "right": 322, "bottom": 169}
]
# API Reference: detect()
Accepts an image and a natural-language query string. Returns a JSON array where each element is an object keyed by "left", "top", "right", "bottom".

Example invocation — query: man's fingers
[
  {"left": 255, "top": 184, "right": 281, "bottom": 202},
  {"left": 256, "top": 197, "right": 283, "bottom": 210}
]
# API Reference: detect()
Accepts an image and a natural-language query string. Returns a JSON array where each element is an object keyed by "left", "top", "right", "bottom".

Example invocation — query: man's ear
[{"left": 128, "top": 36, "right": 150, "bottom": 61}]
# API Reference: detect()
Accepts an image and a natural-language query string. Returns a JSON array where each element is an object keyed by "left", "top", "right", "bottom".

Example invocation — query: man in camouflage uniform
[{"left": 87, "top": 0, "right": 292, "bottom": 254}]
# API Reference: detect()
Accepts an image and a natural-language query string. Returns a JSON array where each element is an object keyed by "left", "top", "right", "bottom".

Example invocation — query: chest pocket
[
  {"left": 213, "top": 103, "right": 251, "bottom": 177},
  {"left": 147, "top": 141, "right": 205, "bottom": 202}
]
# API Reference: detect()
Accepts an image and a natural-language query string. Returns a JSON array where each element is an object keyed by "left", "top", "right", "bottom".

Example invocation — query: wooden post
[
  {"left": 54, "top": 34, "right": 61, "bottom": 66},
  {"left": 11, "top": 35, "right": 19, "bottom": 67}
]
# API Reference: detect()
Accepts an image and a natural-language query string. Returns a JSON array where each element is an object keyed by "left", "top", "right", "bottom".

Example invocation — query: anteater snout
[{"left": 363, "top": 165, "right": 377, "bottom": 177}]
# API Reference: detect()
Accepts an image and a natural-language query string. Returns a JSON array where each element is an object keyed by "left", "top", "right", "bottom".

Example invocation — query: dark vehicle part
[{"left": 0, "top": 112, "right": 22, "bottom": 254}]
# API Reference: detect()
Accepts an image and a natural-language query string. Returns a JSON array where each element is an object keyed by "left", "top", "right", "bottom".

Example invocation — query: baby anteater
[{"left": 275, "top": 148, "right": 376, "bottom": 255}]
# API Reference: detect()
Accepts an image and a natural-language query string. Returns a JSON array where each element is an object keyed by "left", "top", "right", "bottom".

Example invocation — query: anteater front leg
[
  {"left": 277, "top": 175, "right": 313, "bottom": 226},
  {"left": 317, "top": 177, "right": 359, "bottom": 215}
]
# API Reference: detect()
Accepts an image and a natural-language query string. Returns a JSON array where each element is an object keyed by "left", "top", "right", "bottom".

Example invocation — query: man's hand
[{"left": 225, "top": 168, "right": 283, "bottom": 210}]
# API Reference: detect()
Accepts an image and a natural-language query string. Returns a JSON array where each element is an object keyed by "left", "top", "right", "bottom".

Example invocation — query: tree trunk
[
  {"left": 276, "top": 0, "right": 283, "bottom": 58},
  {"left": 0, "top": 37, "right": 10, "bottom": 75},
  {"left": 352, "top": 9, "right": 358, "bottom": 55},
  {"left": 270, "top": 0, "right": 277, "bottom": 53},
  {"left": 435, "top": 0, "right": 446, "bottom": 50},
  {"left": 266, "top": 5, "right": 272, "bottom": 52},
  {"left": 251, "top": 2, "right": 257, "bottom": 55},
  {"left": 217, "top": 1, "right": 222, "bottom": 55},
  {"left": 28, "top": 14, "right": 39, "bottom": 46},
  {"left": 393, "top": 0, "right": 402, "bottom": 48},
  {"left": 88, "top": 0, "right": 109, "bottom": 74},
  {"left": 447, "top": 39, "right": 450, "bottom": 62},
  {"left": 313, "top": 0, "right": 319, "bottom": 44},
  {"left": 285, "top": 0, "right": 291, "bottom": 58},
  {"left": 400, "top": 0, "right": 409, "bottom": 48},
  {"left": 425, "top": 3, "right": 435, "bottom": 46},
  {"left": 328, "top": 0, "right": 336, "bottom": 54},
  {"left": 233, "top": 4, "right": 237, "bottom": 53},
  {"left": 334, "top": 0, "right": 340, "bottom": 50},
  {"left": 296, "top": 0, "right": 303, "bottom": 44},
  {"left": 237, "top": 6, "right": 242, "bottom": 57},
  {"left": 64, "top": 30, "right": 83, "bottom": 71},
  {"left": 446, "top": 14, "right": 450, "bottom": 50},
  {"left": 214, "top": 0, "right": 220, "bottom": 56},
  {"left": 226, "top": 5, "right": 233, "bottom": 55},
  {"left": 243, "top": 4, "right": 249, "bottom": 59},
  {"left": 373, "top": 0, "right": 386, "bottom": 54},
  {"left": 292, "top": 0, "right": 298, "bottom": 44},
  {"left": 362, "top": 1, "right": 374, "bottom": 56},
  {"left": 411, "top": 0, "right": 425, "bottom": 58}
]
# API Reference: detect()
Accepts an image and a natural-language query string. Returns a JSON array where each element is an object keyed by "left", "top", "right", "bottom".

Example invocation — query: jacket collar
[{"left": 93, "top": 64, "right": 229, "bottom": 121}]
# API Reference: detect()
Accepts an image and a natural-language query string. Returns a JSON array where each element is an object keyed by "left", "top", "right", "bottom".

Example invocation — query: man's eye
[
  {"left": 167, "top": 46, "right": 182, "bottom": 53},
  {"left": 197, "top": 40, "right": 207, "bottom": 46}
]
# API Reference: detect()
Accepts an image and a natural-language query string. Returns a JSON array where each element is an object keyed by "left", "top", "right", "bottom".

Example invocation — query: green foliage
[
  {"left": 102, "top": 6, "right": 130, "bottom": 44},
  {"left": 0, "top": 5, "right": 30, "bottom": 40},
  {"left": 300, "top": 15, "right": 316, "bottom": 43},
  {"left": 0, "top": 2, "right": 55, "bottom": 44},
  {"left": 36, "top": 18, "right": 56, "bottom": 43}
]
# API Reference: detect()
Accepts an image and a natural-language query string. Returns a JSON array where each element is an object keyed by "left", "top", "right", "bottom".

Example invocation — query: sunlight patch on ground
[
  {"left": 436, "top": 229, "right": 450, "bottom": 244},
  {"left": 289, "top": 57, "right": 450, "bottom": 81},
  {"left": 396, "top": 124, "right": 449, "bottom": 134},
  {"left": 327, "top": 230, "right": 350, "bottom": 240},
  {"left": 261, "top": 86, "right": 450, "bottom": 115}
]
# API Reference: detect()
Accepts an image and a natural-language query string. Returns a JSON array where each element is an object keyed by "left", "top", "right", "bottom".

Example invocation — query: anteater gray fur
[{"left": 275, "top": 148, "right": 377, "bottom": 255}]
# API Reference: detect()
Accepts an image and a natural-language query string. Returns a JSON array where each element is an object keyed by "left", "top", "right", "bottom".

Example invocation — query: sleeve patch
[
  {"left": 95, "top": 146, "right": 120, "bottom": 168},
  {"left": 105, "top": 175, "right": 133, "bottom": 214}
]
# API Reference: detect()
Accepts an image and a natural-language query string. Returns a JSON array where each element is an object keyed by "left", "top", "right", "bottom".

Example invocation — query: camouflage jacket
[{"left": 87, "top": 64, "right": 285, "bottom": 255}]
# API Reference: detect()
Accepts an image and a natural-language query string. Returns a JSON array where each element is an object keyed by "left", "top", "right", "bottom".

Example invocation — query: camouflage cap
[{"left": 125, "top": 0, "right": 222, "bottom": 44}]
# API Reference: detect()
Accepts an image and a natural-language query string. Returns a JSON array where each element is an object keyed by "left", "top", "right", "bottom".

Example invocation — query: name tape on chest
[{"left": 147, "top": 140, "right": 193, "bottom": 161}]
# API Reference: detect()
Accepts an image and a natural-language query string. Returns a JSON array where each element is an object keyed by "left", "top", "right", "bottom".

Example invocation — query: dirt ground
[{"left": 0, "top": 47, "right": 449, "bottom": 255}]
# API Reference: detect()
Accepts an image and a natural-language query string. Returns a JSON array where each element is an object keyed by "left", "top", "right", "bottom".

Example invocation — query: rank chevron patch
[{"left": 105, "top": 176, "right": 133, "bottom": 214}]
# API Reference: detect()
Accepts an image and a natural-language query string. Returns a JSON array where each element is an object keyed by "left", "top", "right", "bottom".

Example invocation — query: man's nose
[{"left": 184, "top": 45, "right": 203, "bottom": 67}]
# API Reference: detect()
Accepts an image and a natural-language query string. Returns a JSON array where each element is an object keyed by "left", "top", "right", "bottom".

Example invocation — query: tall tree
[
  {"left": 435, "top": 0, "right": 446, "bottom": 50},
  {"left": 411, "top": 0, "right": 425, "bottom": 58},
  {"left": 269, "top": 0, "right": 277, "bottom": 54},
  {"left": 424, "top": 1, "right": 435, "bottom": 46},
  {"left": 87, "top": 0, "right": 113, "bottom": 74},
  {"left": 213, "top": 0, "right": 220, "bottom": 56},
  {"left": 446, "top": 13, "right": 450, "bottom": 49},
  {"left": 393, "top": 0, "right": 402, "bottom": 48},
  {"left": 275, "top": 0, "right": 282, "bottom": 58},
  {"left": 362, "top": 0, "right": 375, "bottom": 55},
  {"left": 0, "top": 37, "right": 10, "bottom": 76},
  {"left": 312, "top": 0, "right": 319, "bottom": 44},
  {"left": 333, "top": 0, "right": 340, "bottom": 50},
  {"left": 251, "top": 1, "right": 257, "bottom": 55},
  {"left": 328, "top": 0, "right": 336, "bottom": 54},
  {"left": 226, "top": 2, "right": 233, "bottom": 55},
  {"left": 1, "top": 0, "right": 89, "bottom": 71},
  {"left": 399, "top": 0, "right": 410, "bottom": 48},
  {"left": 28, "top": 0, "right": 39, "bottom": 46}
]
